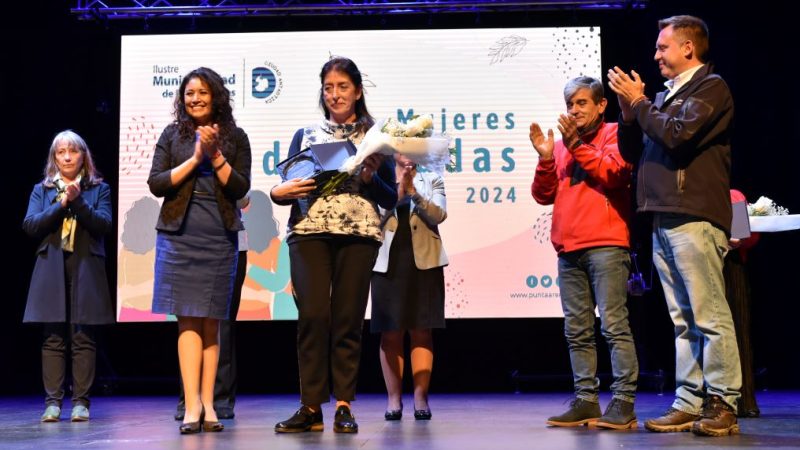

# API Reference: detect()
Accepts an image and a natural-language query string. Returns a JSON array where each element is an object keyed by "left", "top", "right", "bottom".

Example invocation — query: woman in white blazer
[{"left": 371, "top": 153, "right": 448, "bottom": 421}]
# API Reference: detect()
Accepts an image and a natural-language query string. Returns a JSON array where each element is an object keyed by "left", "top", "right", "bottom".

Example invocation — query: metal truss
[{"left": 71, "top": 1, "right": 647, "bottom": 20}]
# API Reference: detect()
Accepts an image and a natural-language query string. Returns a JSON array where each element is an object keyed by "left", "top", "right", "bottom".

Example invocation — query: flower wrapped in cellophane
[
  {"left": 320, "top": 115, "right": 451, "bottom": 196},
  {"left": 345, "top": 115, "right": 451, "bottom": 173}
]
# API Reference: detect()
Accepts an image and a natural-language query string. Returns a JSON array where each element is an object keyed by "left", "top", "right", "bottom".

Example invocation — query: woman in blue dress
[{"left": 148, "top": 67, "right": 251, "bottom": 434}]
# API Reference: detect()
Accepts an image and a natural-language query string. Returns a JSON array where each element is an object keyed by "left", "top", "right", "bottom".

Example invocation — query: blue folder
[{"left": 276, "top": 140, "right": 357, "bottom": 183}]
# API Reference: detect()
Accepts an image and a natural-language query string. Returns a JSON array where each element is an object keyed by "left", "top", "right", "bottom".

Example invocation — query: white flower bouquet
[
  {"left": 341, "top": 115, "right": 452, "bottom": 175},
  {"left": 746, "top": 195, "right": 800, "bottom": 232},
  {"left": 747, "top": 196, "right": 789, "bottom": 216},
  {"left": 319, "top": 115, "right": 452, "bottom": 196}
]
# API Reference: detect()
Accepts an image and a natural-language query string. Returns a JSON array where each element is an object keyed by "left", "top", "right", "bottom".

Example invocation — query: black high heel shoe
[
  {"left": 385, "top": 402, "right": 403, "bottom": 421},
  {"left": 203, "top": 409, "right": 224, "bottom": 433},
  {"left": 179, "top": 421, "right": 201, "bottom": 434},
  {"left": 414, "top": 409, "right": 432, "bottom": 420},
  {"left": 203, "top": 420, "right": 225, "bottom": 432},
  {"left": 179, "top": 407, "right": 205, "bottom": 434},
  {"left": 198, "top": 407, "right": 224, "bottom": 432}
]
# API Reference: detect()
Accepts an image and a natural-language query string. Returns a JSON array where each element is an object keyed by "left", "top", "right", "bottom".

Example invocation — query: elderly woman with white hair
[{"left": 22, "top": 130, "right": 114, "bottom": 423}]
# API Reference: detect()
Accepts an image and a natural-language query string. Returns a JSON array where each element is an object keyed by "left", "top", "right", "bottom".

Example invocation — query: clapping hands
[
  {"left": 193, "top": 124, "right": 221, "bottom": 162},
  {"left": 60, "top": 182, "right": 81, "bottom": 208}
]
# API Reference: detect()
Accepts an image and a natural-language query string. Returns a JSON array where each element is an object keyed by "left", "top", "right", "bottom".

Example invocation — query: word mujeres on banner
[{"left": 262, "top": 109, "right": 519, "bottom": 177}]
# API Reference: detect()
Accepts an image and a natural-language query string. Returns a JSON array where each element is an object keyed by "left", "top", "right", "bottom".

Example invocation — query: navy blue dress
[{"left": 152, "top": 161, "right": 238, "bottom": 319}]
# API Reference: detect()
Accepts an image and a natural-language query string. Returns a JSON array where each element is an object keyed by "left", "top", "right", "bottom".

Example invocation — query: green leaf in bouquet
[
  {"left": 446, "top": 145, "right": 459, "bottom": 173},
  {"left": 319, "top": 171, "right": 350, "bottom": 197}
]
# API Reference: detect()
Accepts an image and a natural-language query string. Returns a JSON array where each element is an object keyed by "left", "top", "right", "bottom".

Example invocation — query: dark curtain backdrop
[{"left": 3, "top": 1, "right": 798, "bottom": 396}]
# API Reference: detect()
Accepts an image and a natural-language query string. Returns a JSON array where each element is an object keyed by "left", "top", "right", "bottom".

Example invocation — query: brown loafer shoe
[{"left": 644, "top": 407, "right": 701, "bottom": 432}]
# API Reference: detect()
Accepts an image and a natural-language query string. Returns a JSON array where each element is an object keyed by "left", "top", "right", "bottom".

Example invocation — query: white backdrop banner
[{"left": 117, "top": 27, "right": 603, "bottom": 321}]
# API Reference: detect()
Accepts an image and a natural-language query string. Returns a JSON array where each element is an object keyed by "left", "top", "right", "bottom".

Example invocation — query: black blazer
[
  {"left": 22, "top": 182, "right": 114, "bottom": 324},
  {"left": 148, "top": 123, "right": 252, "bottom": 232},
  {"left": 618, "top": 63, "right": 733, "bottom": 234}
]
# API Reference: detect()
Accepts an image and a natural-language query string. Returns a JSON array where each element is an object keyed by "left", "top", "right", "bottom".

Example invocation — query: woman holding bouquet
[
  {"left": 271, "top": 56, "right": 397, "bottom": 434},
  {"left": 148, "top": 67, "right": 251, "bottom": 434},
  {"left": 371, "top": 153, "right": 448, "bottom": 421}
]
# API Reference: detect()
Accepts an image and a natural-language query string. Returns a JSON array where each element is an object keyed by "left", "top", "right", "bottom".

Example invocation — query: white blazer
[{"left": 373, "top": 171, "right": 449, "bottom": 272}]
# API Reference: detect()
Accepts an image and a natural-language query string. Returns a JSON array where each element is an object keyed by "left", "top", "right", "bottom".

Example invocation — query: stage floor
[{"left": 1, "top": 392, "right": 798, "bottom": 449}]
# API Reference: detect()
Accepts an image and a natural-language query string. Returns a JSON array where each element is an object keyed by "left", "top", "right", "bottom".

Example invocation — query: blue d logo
[{"left": 252, "top": 67, "right": 277, "bottom": 99}]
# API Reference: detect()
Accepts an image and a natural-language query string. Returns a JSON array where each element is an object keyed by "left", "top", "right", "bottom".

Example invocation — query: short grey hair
[{"left": 563, "top": 76, "right": 604, "bottom": 104}]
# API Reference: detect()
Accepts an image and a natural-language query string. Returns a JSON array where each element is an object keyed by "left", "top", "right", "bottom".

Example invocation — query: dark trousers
[
  {"left": 42, "top": 323, "right": 96, "bottom": 408},
  {"left": 177, "top": 250, "right": 246, "bottom": 413},
  {"left": 43, "top": 250, "right": 97, "bottom": 408},
  {"left": 724, "top": 250, "right": 759, "bottom": 416},
  {"left": 289, "top": 238, "right": 378, "bottom": 405}
]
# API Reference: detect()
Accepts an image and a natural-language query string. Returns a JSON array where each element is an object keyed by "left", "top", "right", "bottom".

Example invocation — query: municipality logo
[{"left": 252, "top": 62, "right": 283, "bottom": 103}]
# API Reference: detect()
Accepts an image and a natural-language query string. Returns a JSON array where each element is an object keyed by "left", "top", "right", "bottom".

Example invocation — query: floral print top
[{"left": 288, "top": 119, "right": 386, "bottom": 242}]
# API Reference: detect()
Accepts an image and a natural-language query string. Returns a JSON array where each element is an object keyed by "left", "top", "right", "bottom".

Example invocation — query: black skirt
[{"left": 370, "top": 203, "right": 445, "bottom": 332}]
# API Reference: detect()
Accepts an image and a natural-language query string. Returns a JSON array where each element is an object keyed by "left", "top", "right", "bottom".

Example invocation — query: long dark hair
[
  {"left": 173, "top": 67, "right": 237, "bottom": 142},
  {"left": 318, "top": 57, "right": 374, "bottom": 134},
  {"left": 42, "top": 130, "right": 103, "bottom": 188}
]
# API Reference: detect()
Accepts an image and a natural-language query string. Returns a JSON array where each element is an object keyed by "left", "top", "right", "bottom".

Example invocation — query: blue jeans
[
  {"left": 652, "top": 213, "right": 741, "bottom": 413},
  {"left": 558, "top": 246, "right": 638, "bottom": 403}
]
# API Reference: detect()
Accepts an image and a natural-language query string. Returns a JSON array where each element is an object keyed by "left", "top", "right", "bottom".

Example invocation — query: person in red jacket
[{"left": 530, "top": 76, "right": 637, "bottom": 430}]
